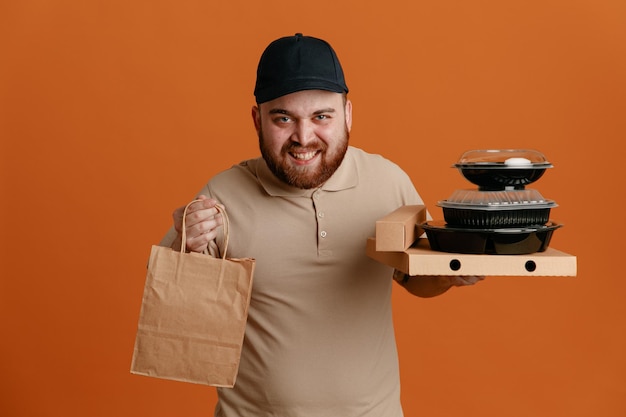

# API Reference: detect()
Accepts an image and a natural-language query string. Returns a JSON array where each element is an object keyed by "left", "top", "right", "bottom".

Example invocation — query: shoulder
[
  {"left": 349, "top": 146, "right": 412, "bottom": 181},
  {"left": 348, "top": 146, "right": 422, "bottom": 205},
  {"left": 194, "top": 157, "right": 265, "bottom": 200},
  {"left": 208, "top": 157, "right": 262, "bottom": 185}
]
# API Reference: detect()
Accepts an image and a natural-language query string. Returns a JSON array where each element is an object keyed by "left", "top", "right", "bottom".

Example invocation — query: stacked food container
[{"left": 421, "top": 149, "right": 562, "bottom": 255}]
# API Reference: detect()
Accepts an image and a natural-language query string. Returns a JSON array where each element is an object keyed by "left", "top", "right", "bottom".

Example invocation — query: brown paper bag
[{"left": 131, "top": 201, "right": 255, "bottom": 387}]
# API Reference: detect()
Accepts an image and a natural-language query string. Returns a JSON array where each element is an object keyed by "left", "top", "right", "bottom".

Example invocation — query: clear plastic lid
[
  {"left": 438, "top": 189, "right": 558, "bottom": 210},
  {"left": 454, "top": 149, "right": 553, "bottom": 168}
]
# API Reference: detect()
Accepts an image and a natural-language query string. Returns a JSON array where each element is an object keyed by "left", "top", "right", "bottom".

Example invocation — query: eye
[
  {"left": 273, "top": 116, "right": 292, "bottom": 123},
  {"left": 315, "top": 114, "right": 329, "bottom": 121}
]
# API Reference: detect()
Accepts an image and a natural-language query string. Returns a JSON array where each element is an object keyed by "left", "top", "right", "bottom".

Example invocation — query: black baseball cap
[{"left": 254, "top": 33, "right": 349, "bottom": 104}]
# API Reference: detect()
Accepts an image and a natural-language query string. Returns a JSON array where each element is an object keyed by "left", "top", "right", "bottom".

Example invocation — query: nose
[{"left": 292, "top": 120, "right": 317, "bottom": 146}]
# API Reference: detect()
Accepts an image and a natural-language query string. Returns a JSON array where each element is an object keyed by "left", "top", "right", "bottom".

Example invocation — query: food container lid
[
  {"left": 453, "top": 149, "right": 553, "bottom": 169},
  {"left": 438, "top": 188, "right": 558, "bottom": 210}
]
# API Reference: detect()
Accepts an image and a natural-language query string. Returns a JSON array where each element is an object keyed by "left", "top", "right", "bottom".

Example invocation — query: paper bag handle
[{"left": 181, "top": 199, "right": 230, "bottom": 260}]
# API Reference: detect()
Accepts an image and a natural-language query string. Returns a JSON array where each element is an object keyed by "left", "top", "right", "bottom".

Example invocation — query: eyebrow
[{"left": 268, "top": 108, "right": 336, "bottom": 116}]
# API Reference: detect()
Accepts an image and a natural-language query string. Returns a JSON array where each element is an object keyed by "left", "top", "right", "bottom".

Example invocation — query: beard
[{"left": 259, "top": 128, "right": 350, "bottom": 190}]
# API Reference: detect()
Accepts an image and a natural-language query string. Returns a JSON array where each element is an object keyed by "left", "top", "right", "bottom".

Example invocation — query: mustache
[{"left": 282, "top": 140, "right": 328, "bottom": 153}]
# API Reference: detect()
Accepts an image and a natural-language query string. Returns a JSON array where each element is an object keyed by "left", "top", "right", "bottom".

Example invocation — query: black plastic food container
[
  {"left": 454, "top": 149, "right": 553, "bottom": 191},
  {"left": 438, "top": 189, "right": 557, "bottom": 228},
  {"left": 421, "top": 220, "right": 562, "bottom": 255}
]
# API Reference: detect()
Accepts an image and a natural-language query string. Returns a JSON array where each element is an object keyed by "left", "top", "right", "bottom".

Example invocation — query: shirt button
[
  {"left": 320, "top": 231, "right": 327, "bottom": 238},
  {"left": 318, "top": 211, "right": 325, "bottom": 218}
]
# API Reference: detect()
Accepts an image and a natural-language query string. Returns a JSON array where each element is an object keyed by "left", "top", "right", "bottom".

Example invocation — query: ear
[
  {"left": 344, "top": 99, "right": 353, "bottom": 132},
  {"left": 251, "top": 105, "right": 261, "bottom": 133}
]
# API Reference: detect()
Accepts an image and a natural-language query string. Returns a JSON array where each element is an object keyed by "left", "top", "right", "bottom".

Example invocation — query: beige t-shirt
[{"left": 160, "top": 147, "right": 423, "bottom": 417}]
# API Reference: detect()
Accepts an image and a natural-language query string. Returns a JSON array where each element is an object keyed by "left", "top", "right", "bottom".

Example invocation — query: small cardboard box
[{"left": 375, "top": 205, "right": 426, "bottom": 252}]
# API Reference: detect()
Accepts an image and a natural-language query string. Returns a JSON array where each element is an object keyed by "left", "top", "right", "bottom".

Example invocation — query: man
[{"left": 160, "top": 33, "right": 482, "bottom": 417}]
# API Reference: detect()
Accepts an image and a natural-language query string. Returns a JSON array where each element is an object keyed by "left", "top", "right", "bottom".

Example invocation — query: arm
[{"left": 392, "top": 269, "right": 484, "bottom": 298}]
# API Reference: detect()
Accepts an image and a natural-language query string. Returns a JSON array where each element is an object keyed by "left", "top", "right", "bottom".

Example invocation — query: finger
[
  {"left": 467, "top": 275, "right": 485, "bottom": 283},
  {"left": 186, "top": 234, "right": 210, "bottom": 252},
  {"left": 187, "top": 216, "right": 221, "bottom": 237},
  {"left": 460, "top": 276, "right": 484, "bottom": 285},
  {"left": 200, "top": 199, "right": 225, "bottom": 224},
  {"left": 185, "top": 206, "right": 221, "bottom": 229},
  {"left": 186, "top": 197, "right": 221, "bottom": 217},
  {"left": 172, "top": 198, "right": 210, "bottom": 231},
  {"left": 185, "top": 224, "right": 220, "bottom": 252},
  {"left": 449, "top": 277, "right": 467, "bottom": 286},
  {"left": 449, "top": 276, "right": 482, "bottom": 286}
]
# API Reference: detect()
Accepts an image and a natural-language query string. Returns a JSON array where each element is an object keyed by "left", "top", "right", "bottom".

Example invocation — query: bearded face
[
  {"left": 253, "top": 90, "right": 352, "bottom": 190},
  {"left": 259, "top": 126, "right": 349, "bottom": 189}
]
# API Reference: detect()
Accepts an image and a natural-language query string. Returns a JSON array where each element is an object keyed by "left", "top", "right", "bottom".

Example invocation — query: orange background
[{"left": 2, "top": 1, "right": 625, "bottom": 416}]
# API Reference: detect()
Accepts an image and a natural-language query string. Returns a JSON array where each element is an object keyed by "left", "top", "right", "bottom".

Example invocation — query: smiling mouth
[{"left": 290, "top": 151, "right": 319, "bottom": 162}]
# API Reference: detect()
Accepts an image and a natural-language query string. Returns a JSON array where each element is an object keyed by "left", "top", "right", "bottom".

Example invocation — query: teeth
[{"left": 292, "top": 151, "right": 317, "bottom": 161}]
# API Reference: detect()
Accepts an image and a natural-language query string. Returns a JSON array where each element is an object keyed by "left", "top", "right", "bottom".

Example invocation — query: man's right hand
[{"left": 173, "top": 195, "right": 224, "bottom": 252}]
